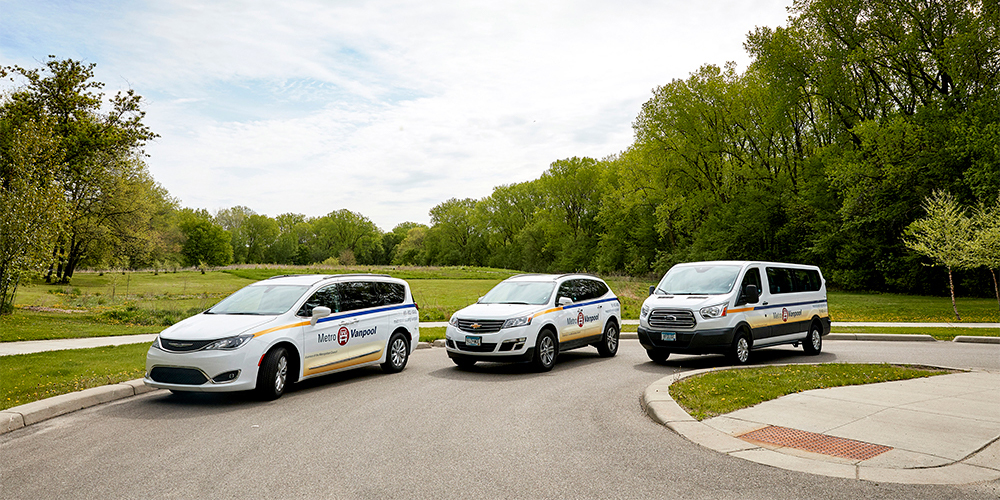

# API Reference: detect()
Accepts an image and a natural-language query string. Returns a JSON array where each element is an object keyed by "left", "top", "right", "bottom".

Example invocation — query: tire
[
  {"left": 803, "top": 323, "right": 822, "bottom": 355},
  {"left": 531, "top": 330, "right": 558, "bottom": 372},
  {"left": 381, "top": 332, "right": 410, "bottom": 373},
  {"left": 728, "top": 330, "right": 751, "bottom": 365},
  {"left": 452, "top": 357, "right": 477, "bottom": 369},
  {"left": 646, "top": 349, "right": 670, "bottom": 364},
  {"left": 256, "top": 347, "right": 289, "bottom": 400},
  {"left": 596, "top": 321, "right": 619, "bottom": 358}
]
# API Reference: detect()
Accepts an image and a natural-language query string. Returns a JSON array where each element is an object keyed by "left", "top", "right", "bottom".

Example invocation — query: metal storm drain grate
[{"left": 738, "top": 426, "right": 893, "bottom": 461}]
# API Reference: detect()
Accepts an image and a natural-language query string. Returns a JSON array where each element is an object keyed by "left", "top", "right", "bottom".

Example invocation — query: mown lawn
[{"left": 669, "top": 363, "right": 949, "bottom": 420}]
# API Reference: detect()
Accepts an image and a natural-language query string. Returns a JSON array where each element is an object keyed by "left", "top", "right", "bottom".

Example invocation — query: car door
[
  {"left": 734, "top": 267, "right": 771, "bottom": 340},
  {"left": 301, "top": 284, "right": 348, "bottom": 377},
  {"left": 330, "top": 280, "right": 389, "bottom": 370},
  {"left": 556, "top": 279, "right": 602, "bottom": 347}
]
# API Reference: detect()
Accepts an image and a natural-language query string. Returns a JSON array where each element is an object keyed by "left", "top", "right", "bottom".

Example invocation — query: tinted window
[
  {"left": 557, "top": 279, "right": 588, "bottom": 302},
  {"left": 297, "top": 285, "right": 338, "bottom": 316},
  {"left": 791, "top": 269, "right": 822, "bottom": 292},
  {"left": 378, "top": 282, "right": 406, "bottom": 305},
  {"left": 585, "top": 279, "right": 609, "bottom": 300},
  {"left": 766, "top": 268, "right": 792, "bottom": 294},
  {"left": 336, "top": 281, "right": 383, "bottom": 311},
  {"left": 737, "top": 268, "right": 762, "bottom": 303}
]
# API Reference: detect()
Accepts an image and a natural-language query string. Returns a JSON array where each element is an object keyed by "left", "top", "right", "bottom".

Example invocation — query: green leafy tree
[
  {"left": 971, "top": 196, "right": 1000, "bottom": 310},
  {"left": 903, "top": 191, "right": 975, "bottom": 320},
  {"left": 178, "top": 213, "right": 232, "bottom": 269}
]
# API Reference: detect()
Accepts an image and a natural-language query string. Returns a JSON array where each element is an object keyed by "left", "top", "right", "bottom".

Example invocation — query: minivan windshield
[
  {"left": 480, "top": 281, "right": 554, "bottom": 305},
  {"left": 655, "top": 265, "right": 742, "bottom": 295},
  {"left": 206, "top": 284, "right": 310, "bottom": 315}
]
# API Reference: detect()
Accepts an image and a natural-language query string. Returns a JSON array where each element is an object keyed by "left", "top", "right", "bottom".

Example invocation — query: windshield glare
[
  {"left": 480, "top": 281, "right": 554, "bottom": 305},
  {"left": 207, "top": 284, "right": 309, "bottom": 315},
  {"left": 656, "top": 265, "right": 741, "bottom": 295}
]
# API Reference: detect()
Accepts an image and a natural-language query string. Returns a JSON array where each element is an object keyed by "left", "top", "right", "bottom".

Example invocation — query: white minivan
[
  {"left": 637, "top": 261, "right": 830, "bottom": 364},
  {"left": 445, "top": 274, "right": 622, "bottom": 371},
  {"left": 145, "top": 274, "right": 419, "bottom": 399}
]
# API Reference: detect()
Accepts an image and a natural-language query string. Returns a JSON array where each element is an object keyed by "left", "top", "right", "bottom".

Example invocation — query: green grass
[
  {"left": 0, "top": 343, "right": 149, "bottom": 410},
  {"left": 420, "top": 327, "right": 446, "bottom": 343},
  {"left": 0, "top": 309, "right": 162, "bottom": 342},
  {"left": 828, "top": 291, "right": 999, "bottom": 323},
  {"left": 669, "top": 363, "right": 950, "bottom": 421},
  {"left": 830, "top": 326, "right": 999, "bottom": 341}
]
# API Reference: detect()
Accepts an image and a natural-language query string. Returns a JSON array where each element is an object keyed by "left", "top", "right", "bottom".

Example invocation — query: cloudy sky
[{"left": 2, "top": 0, "right": 793, "bottom": 230}]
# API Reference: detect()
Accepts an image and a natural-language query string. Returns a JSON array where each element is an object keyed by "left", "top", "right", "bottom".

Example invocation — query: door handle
[
  {"left": 762, "top": 301, "right": 769, "bottom": 305},
  {"left": 339, "top": 318, "right": 359, "bottom": 325}
]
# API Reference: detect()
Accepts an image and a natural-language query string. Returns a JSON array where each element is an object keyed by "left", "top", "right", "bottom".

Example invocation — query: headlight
[
  {"left": 501, "top": 316, "right": 532, "bottom": 329},
  {"left": 203, "top": 334, "right": 254, "bottom": 350},
  {"left": 449, "top": 315, "right": 458, "bottom": 326},
  {"left": 640, "top": 305, "right": 650, "bottom": 318},
  {"left": 699, "top": 303, "right": 728, "bottom": 319},
  {"left": 150, "top": 336, "right": 162, "bottom": 350}
]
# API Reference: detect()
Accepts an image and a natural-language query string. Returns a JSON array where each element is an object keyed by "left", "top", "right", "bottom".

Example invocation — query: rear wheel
[
  {"left": 728, "top": 331, "right": 751, "bottom": 365},
  {"left": 596, "top": 321, "right": 619, "bottom": 357},
  {"left": 803, "top": 323, "right": 822, "bottom": 355},
  {"left": 256, "top": 347, "right": 289, "bottom": 400},
  {"left": 646, "top": 349, "right": 670, "bottom": 364},
  {"left": 381, "top": 332, "right": 410, "bottom": 373},
  {"left": 531, "top": 330, "right": 558, "bottom": 372}
]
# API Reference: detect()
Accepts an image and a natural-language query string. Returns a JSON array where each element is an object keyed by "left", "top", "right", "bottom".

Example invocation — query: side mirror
[
  {"left": 744, "top": 284, "right": 760, "bottom": 305},
  {"left": 649, "top": 286, "right": 655, "bottom": 296},
  {"left": 310, "top": 306, "right": 331, "bottom": 326},
  {"left": 558, "top": 296, "right": 572, "bottom": 307}
]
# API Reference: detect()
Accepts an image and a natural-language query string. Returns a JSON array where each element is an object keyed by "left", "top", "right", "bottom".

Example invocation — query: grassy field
[
  {"left": 1, "top": 343, "right": 149, "bottom": 410},
  {"left": 669, "top": 363, "right": 949, "bottom": 420},
  {"left": 830, "top": 326, "right": 999, "bottom": 341},
  {"left": 828, "top": 291, "right": 998, "bottom": 323}
]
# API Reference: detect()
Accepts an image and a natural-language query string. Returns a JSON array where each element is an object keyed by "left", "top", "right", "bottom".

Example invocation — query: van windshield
[
  {"left": 655, "top": 265, "right": 741, "bottom": 295},
  {"left": 480, "top": 281, "right": 554, "bottom": 305},
  {"left": 206, "top": 285, "right": 310, "bottom": 315}
]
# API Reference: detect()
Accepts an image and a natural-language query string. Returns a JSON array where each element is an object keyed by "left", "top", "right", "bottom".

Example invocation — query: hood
[
  {"left": 159, "top": 313, "right": 283, "bottom": 341},
  {"left": 643, "top": 294, "right": 730, "bottom": 310},
  {"left": 453, "top": 303, "right": 545, "bottom": 320}
]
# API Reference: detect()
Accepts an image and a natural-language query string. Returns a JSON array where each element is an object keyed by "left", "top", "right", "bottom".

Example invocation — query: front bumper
[
  {"left": 637, "top": 326, "right": 737, "bottom": 355},
  {"left": 444, "top": 324, "right": 535, "bottom": 361},
  {"left": 144, "top": 344, "right": 260, "bottom": 392}
]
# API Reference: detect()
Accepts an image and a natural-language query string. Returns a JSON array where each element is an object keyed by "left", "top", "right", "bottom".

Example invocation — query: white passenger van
[
  {"left": 637, "top": 261, "right": 830, "bottom": 364},
  {"left": 445, "top": 274, "right": 622, "bottom": 371},
  {"left": 145, "top": 274, "right": 419, "bottom": 400}
]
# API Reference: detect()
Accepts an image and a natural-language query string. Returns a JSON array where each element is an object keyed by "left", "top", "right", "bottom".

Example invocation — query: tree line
[{"left": 2, "top": 0, "right": 999, "bottom": 315}]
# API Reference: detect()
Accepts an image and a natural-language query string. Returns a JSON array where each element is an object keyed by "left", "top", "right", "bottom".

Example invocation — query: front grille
[
  {"left": 455, "top": 341, "right": 498, "bottom": 353},
  {"left": 456, "top": 319, "right": 505, "bottom": 334},
  {"left": 648, "top": 309, "right": 697, "bottom": 330},
  {"left": 160, "top": 339, "right": 214, "bottom": 352},
  {"left": 150, "top": 367, "right": 208, "bottom": 385}
]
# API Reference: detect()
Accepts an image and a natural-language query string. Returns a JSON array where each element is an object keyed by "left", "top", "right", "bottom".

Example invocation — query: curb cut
[{"left": 640, "top": 363, "right": 1000, "bottom": 485}]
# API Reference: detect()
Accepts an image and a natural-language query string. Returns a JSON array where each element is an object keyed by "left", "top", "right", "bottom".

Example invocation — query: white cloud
[{"left": 2, "top": 0, "right": 794, "bottom": 229}]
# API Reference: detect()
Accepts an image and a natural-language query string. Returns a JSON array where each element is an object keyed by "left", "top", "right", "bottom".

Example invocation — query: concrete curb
[
  {"left": 1, "top": 379, "right": 159, "bottom": 435},
  {"left": 640, "top": 363, "right": 1000, "bottom": 485},
  {"left": 825, "top": 333, "right": 937, "bottom": 342}
]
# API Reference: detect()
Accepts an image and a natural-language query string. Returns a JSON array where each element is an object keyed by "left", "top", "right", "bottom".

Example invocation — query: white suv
[
  {"left": 445, "top": 274, "right": 621, "bottom": 371},
  {"left": 145, "top": 274, "right": 419, "bottom": 399}
]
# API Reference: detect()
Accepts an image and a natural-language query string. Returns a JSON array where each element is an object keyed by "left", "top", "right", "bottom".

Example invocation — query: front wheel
[
  {"left": 531, "top": 330, "right": 558, "bottom": 372},
  {"left": 646, "top": 349, "right": 670, "bottom": 364},
  {"left": 596, "top": 322, "right": 619, "bottom": 357},
  {"left": 803, "top": 323, "right": 822, "bottom": 355},
  {"left": 381, "top": 332, "right": 410, "bottom": 373},
  {"left": 728, "top": 331, "right": 751, "bottom": 365},
  {"left": 256, "top": 347, "right": 289, "bottom": 400}
]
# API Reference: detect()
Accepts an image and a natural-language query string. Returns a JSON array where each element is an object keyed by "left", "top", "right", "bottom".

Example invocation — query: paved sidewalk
[{"left": 643, "top": 367, "right": 1000, "bottom": 484}]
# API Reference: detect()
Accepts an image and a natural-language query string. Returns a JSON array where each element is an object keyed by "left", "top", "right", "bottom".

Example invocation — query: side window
[
  {"left": 791, "top": 269, "right": 822, "bottom": 292},
  {"left": 557, "top": 280, "right": 586, "bottom": 302},
  {"left": 586, "top": 279, "right": 609, "bottom": 300},
  {"left": 738, "top": 268, "right": 762, "bottom": 303},
  {"left": 297, "top": 285, "right": 338, "bottom": 316},
  {"left": 336, "top": 281, "right": 381, "bottom": 311},
  {"left": 378, "top": 282, "right": 405, "bottom": 305},
  {"left": 765, "top": 267, "right": 793, "bottom": 294}
]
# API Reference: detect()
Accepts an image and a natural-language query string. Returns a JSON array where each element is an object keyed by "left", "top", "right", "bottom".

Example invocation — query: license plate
[
  {"left": 661, "top": 332, "right": 676, "bottom": 341},
  {"left": 466, "top": 336, "right": 482, "bottom": 347}
]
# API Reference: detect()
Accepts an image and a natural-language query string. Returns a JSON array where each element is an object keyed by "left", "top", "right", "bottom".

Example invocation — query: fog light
[{"left": 212, "top": 370, "right": 241, "bottom": 383}]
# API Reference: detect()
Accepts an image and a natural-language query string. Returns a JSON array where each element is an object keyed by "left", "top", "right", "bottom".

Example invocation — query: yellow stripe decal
[
  {"left": 252, "top": 321, "right": 309, "bottom": 338},
  {"left": 728, "top": 307, "right": 754, "bottom": 313},
  {"left": 532, "top": 307, "right": 563, "bottom": 319}
]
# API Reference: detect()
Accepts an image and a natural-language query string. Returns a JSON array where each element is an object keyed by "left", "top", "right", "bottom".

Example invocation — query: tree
[
  {"left": 971, "top": 196, "right": 1000, "bottom": 310},
  {"left": 903, "top": 191, "right": 975, "bottom": 320},
  {"left": 178, "top": 213, "right": 232, "bottom": 269},
  {"left": 0, "top": 105, "right": 66, "bottom": 314},
  {"left": 3, "top": 57, "right": 157, "bottom": 283}
]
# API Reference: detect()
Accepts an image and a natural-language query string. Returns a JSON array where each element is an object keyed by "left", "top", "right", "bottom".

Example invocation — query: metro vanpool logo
[{"left": 317, "top": 326, "right": 378, "bottom": 345}]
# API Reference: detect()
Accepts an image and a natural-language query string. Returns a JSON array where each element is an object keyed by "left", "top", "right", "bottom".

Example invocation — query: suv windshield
[
  {"left": 207, "top": 284, "right": 310, "bottom": 315},
  {"left": 655, "top": 265, "right": 741, "bottom": 295},
  {"left": 480, "top": 281, "right": 554, "bottom": 305}
]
